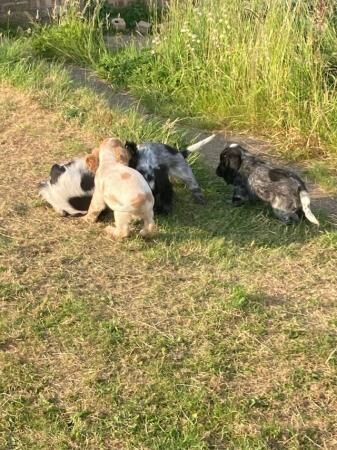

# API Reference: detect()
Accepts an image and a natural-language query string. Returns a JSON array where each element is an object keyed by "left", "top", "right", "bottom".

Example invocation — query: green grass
[
  {"left": 304, "top": 161, "right": 337, "bottom": 192},
  {"left": 1, "top": 34, "right": 337, "bottom": 450},
  {"left": 0, "top": 37, "right": 184, "bottom": 145},
  {"left": 127, "top": 0, "right": 337, "bottom": 149}
]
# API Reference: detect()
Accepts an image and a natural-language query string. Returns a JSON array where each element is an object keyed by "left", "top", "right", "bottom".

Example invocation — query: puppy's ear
[
  {"left": 227, "top": 148, "right": 242, "bottom": 171},
  {"left": 85, "top": 154, "right": 99, "bottom": 173},
  {"left": 125, "top": 141, "right": 138, "bottom": 156},
  {"left": 91, "top": 147, "right": 100, "bottom": 157},
  {"left": 113, "top": 146, "right": 130, "bottom": 165},
  {"left": 50, "top": 164, "right": 66, "bottom": 184},
  {"left": 125, "top": 141, "right": 138, "bottom": 168}
]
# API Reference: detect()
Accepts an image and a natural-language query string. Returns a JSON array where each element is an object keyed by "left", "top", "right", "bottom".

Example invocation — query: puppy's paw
[
  {"left": 105, "top": 225, "right": 128, "bottom": 239},
  {"left": 140, "top": 223, "right": 156, "bottom": 237},
  {"left": 81, "top": 214, "right": 96, "bottom": 224},
  {"left": 105, "top": 225, "right": 115, "bottom": 237},
  {"left": 232, "top": 198, "right": 245, "bottom": 207}
]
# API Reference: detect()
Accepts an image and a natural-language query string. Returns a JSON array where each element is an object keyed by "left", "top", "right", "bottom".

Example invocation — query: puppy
[
  {"left": 38, "top": 158, "right": 95, "bottom": 216},
  {"left": 39, "top": 135, "right": 215, "bottom": 216},
  {"left": 84, "top": 138, "right": 155, "bottom": 238},
  {"left": 125, "top": 134, "right": 215, "bottom": 214},
  {"left": 216, "top": 143, "right": 319, "bottom": 225}
]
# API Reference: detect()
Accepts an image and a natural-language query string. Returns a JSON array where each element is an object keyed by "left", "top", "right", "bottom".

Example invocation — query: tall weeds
[{"left": 31, "top": 0, "right": 107, "bottom": 65}]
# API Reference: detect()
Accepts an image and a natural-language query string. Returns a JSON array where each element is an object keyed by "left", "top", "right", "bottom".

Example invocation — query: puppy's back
[
  {"left": 98, "top": 164, "right": 154, "bottom": 212},
  {"left": 39, "top": 159, "right": 94, "bottom": 215}
]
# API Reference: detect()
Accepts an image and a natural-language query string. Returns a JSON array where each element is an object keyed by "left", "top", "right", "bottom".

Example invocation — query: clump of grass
[
  {"left": 304, "top": 161, "right": 337, "bottom": 192},
  {"left": 31, "top": 0, "right": 107, "bottom": 65},
  {"left": 96, "top": 46, "right": 154, "bottom": 87}
]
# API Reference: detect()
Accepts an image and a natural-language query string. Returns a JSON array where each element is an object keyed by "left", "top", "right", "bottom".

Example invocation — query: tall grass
[
  {"left": 31, "top": 0, "right": 107, "bottom": 65},
  {"left": 131, "top": 0, "right": 337, "bottom": 151},
  {"left": 27, "top": 0, "right": 337, "bottom": 154}
]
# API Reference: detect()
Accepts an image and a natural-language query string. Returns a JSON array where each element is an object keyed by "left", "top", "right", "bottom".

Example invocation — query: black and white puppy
[
  {"left": 125, "top": 134, "right": 215, "bottom": 214},
  {"left": 39, "top": 135, "right": 215, "bottom": 216},
  {"left": 216, "top": 143, "right": 319, "bottom": 225},
  {"left": 39, "top": 158, "right": 95, "bottom": 216}
]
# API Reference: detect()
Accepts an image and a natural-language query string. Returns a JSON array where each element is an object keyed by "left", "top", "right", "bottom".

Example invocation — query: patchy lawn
[{"left": 1, "top": 84, "right": 337, "bottom": 450}]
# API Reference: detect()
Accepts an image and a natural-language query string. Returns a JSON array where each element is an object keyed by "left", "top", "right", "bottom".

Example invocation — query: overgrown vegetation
[{"left": 28, "top": 0, "right": 337, "bottom": 158}]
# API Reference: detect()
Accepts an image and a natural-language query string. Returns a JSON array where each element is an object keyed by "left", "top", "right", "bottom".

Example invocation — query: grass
[
  {"left": 1, "top": 35, "right": 337, "bottom": 449},
  {"left": 0, "top": 37, "right": 184, "bottom": 145},
  {"left": 124, "top": 0, "right": 337, "bottom": 152},
  {"left": 304, "top": 161, "right": 337, "bottom": 192},
  {"left": 26, "top": 0, "right": 337, "bottom": 160}
]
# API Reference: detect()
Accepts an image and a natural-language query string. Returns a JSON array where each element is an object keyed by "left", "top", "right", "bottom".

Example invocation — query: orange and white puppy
[{"left": 84, "top": 138, "right": 155, "bottom": 239}]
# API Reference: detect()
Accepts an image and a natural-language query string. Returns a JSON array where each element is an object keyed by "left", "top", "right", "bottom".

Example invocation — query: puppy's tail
[
  {"left": 186, "top": 134, "right": 216, "bottom": 153},
  {"left": 299, "top": 190, "right": 319, "bottom": 226}
]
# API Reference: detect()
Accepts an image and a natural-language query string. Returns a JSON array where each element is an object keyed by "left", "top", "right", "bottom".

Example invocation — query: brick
[{"left": 0, "top": 0, "right": 161, "bottom": 24}]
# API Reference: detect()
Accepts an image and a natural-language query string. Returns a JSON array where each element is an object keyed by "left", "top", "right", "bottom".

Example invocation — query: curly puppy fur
[
  {"left": 84, "top": 138, "right": 155, "bottom": 239},
  {"left": 216, "top": 143, "right": 319, "bottom": 225}
]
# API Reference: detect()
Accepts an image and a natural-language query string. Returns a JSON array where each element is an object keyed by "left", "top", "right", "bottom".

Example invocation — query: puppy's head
[
  {"left": 125, "top": 141, "right": 138, "bottom": 169},
  {"left": 216, "top": 143, "right": 243, "bottom": 184},
  {"left": 100, "top": 138, "right": 130, "bottom": 165},
  {"left": 84, "top": 147, "right": 100, "bottom": 173},
  {"left": 38, "top": 163, "right": 66, "bottom": 191}
]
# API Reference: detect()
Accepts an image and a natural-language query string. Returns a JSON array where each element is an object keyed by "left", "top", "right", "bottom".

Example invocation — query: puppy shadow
[
  {"left": 65, "top": 164, "right": 334, "bottom": 248},
  {"left": 152, "top": 168, "right": 331, "bottom": 250},
  {"left": 90, "top": 209, "right": 154, "bottom": 239},
  {"left": 97, "top": 208, "right": 114, "bottom": 222},
  {"left": 310, "top": 195, "right": 337, "bottom": 225},
  {"left": 82, "top": 188, "right": 329, "bottom": 250}
]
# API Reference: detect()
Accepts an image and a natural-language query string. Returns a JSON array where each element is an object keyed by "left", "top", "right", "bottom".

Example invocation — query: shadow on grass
[
  {"left": 91, "top": 176, "right": 323, "bottom": 251},
  {"left": 146, "top": 163, "right": 325, "bottom": 250}
]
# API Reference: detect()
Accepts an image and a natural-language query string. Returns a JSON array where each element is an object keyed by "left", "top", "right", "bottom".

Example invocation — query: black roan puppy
[
  {"left": 216, "top": 143, "right": 319, "bottom": 225},
  {"left": 124, "top": 135, "right": 215, "bottom": 213}
]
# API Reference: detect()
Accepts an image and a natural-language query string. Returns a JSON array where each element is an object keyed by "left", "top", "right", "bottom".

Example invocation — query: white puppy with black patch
[{"left": 39, "top": 159, "right": 95, "bottom": 216}]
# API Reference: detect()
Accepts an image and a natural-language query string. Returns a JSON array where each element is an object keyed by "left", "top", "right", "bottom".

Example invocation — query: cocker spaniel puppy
[
  {"left": 39, "top": 158, "right": 95, "bottom": 216},
  {"left": 39, "top": 135, "right": 215, "bottom": 216},
  {"left": 125, "top": 134, "right": 215, "bottom": 214},
  {"left": 83, "top": 138, "right": 155, "bottom": 238},
  {"left": 216, "top": 143, "right": 319, "bottom": 225}
]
